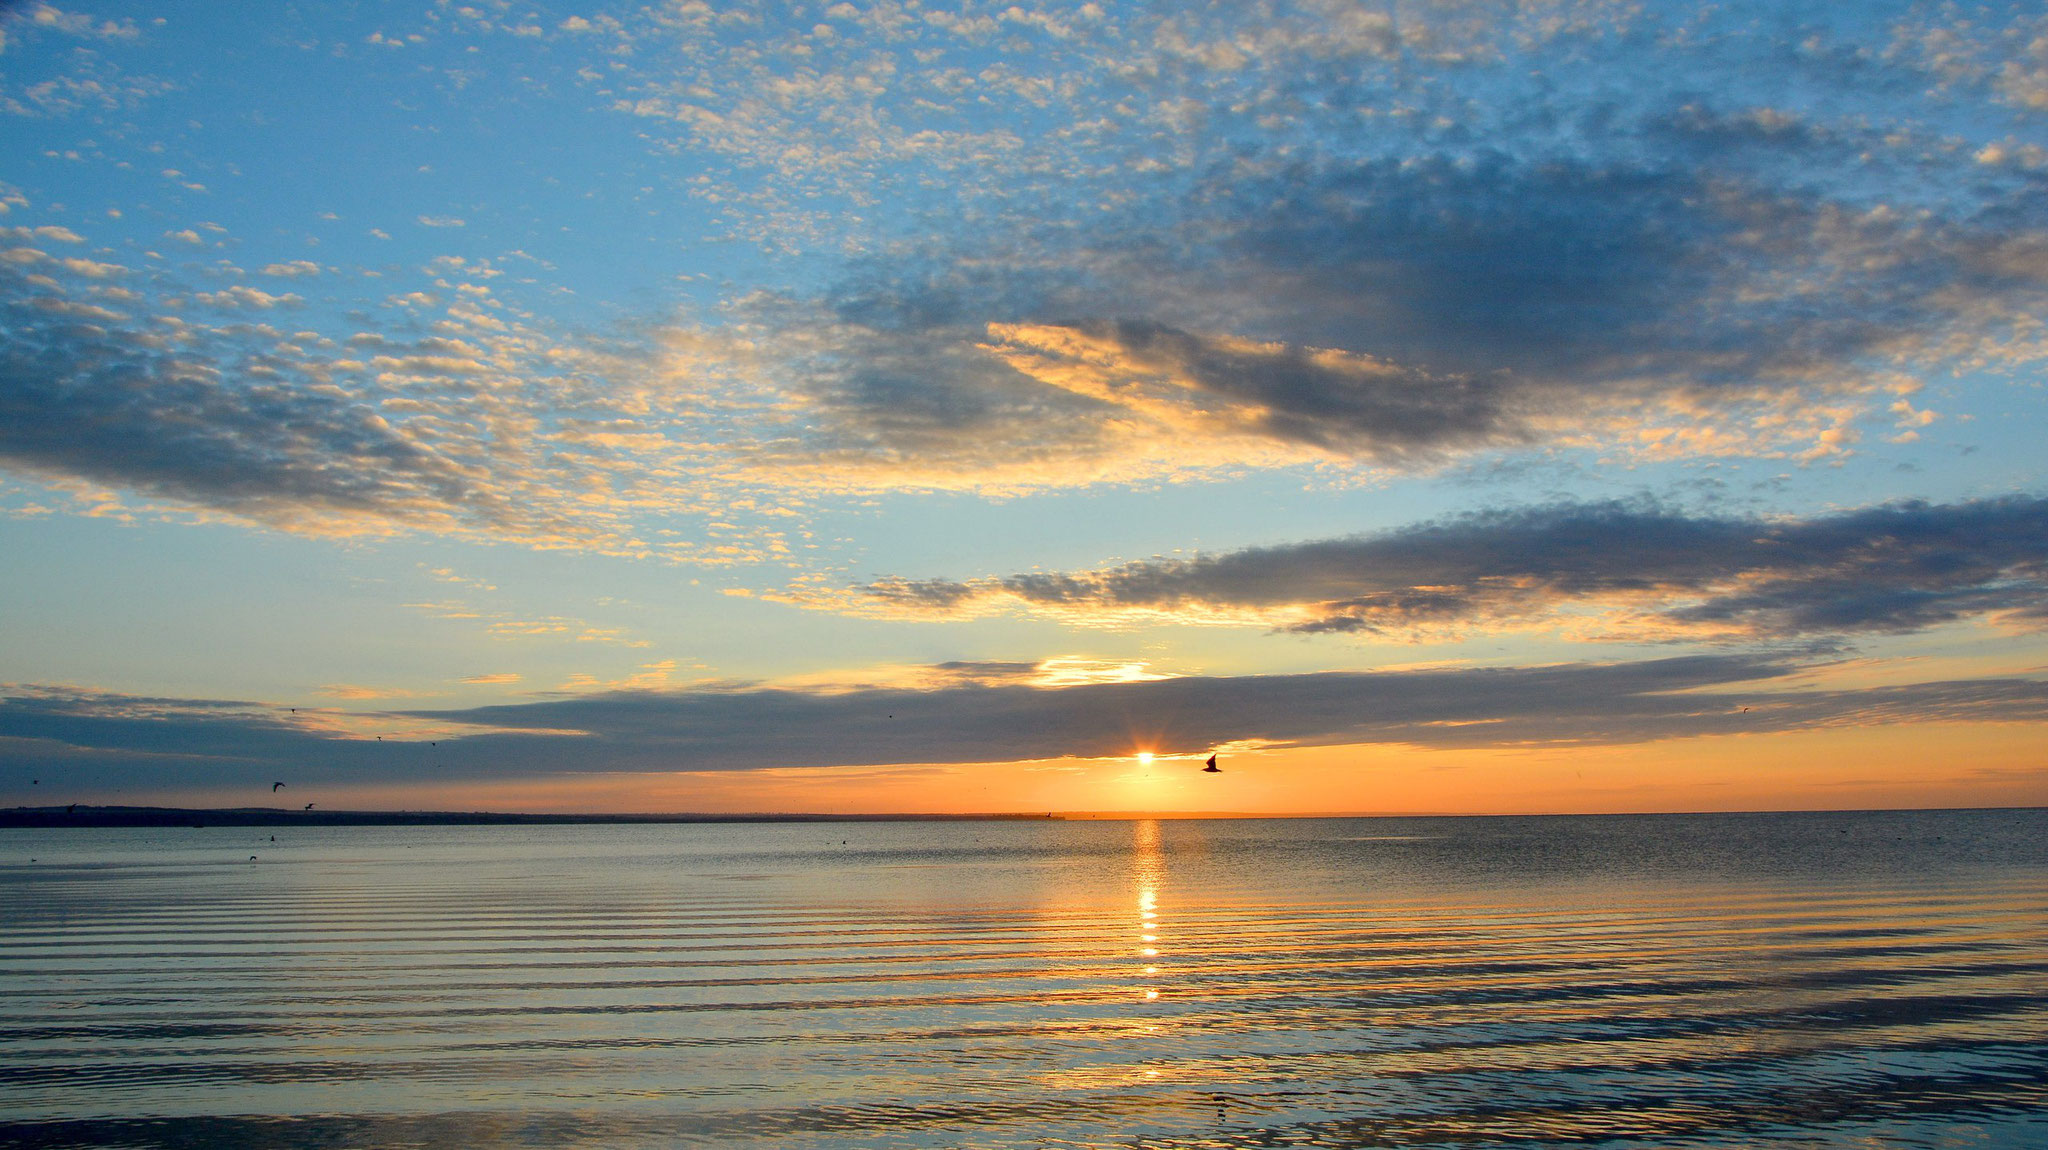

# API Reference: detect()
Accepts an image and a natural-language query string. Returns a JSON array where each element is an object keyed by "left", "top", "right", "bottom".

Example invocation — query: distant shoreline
[
  {"left": 0, "top": 806, "right": 1063, "bottom": 828},
  {"left": 2, "top": 804, "right": 2040, "bottom": 829}
]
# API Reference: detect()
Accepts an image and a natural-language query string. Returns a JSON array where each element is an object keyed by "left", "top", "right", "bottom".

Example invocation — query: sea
[{"left": 1, "top": 808, "right": 2044, "bottom": 1149}]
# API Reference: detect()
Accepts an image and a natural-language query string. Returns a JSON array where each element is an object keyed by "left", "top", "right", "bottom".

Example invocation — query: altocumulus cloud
[
  {"left": 8, "top": 1, "right": 2048, "bottom": 531},
  {"left": 6, "top": 655, "right": 2048, "bottom": 793},
  {"left": 0, "top": 251, "right": 768, "bottom": 558},
  {"left": 678, "top": 7, "right": 2048, "bottom": 489},
  {"left": 804, "top": 497, "right": 2048, "bottom": 641},
  {"left": 700, "top": 150, "right": 2044, "bottom": 488},
  {"left": 0, "top": 274, "right": 486, "bottom": 529}
]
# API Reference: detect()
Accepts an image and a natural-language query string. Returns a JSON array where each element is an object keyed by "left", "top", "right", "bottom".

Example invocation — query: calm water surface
[{"left": 1, "top": 809, "right": 2044, "bottom": 1148}]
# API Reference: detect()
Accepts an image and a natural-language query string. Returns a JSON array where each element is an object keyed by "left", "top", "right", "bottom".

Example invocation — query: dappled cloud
[{"left": 6, "top": 1, "right": 2048, "bottom": 550}]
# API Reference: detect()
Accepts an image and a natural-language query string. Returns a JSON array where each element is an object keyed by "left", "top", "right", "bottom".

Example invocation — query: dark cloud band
[
  {"left": 5, "top": 654, "right": 2046, "bottom": 793},
  {"left": 842, "top": 496, "right": 2048, "bottom": 639}
]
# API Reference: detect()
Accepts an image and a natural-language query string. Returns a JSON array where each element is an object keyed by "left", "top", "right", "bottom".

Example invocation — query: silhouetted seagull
[
  {"left": 273, "top": 781, "right": 285, "bottom": 792},
  {"left": 304, "top": 803, "right": 314, "bottom": 810},
  {"left": 1203, "top": 754, "right": 1220, "bottom": 773}
]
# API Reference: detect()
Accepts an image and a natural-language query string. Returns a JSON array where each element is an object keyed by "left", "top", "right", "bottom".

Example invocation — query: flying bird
[
  {"left": 304, "top": 803, "right": 314, "bottom": 810},
  {"left": 272, "top": 781, "right": 285, "bottom": 791},
  {"left": 1203, "top": 755, "right": 1220, "bottom": 773}
]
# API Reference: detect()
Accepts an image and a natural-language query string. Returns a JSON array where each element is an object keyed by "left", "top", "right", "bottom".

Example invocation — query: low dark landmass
[
  {"left": 0, "top": 806, "right": 1060, "bottom": 828},
  {"left": 6, "top": 806, "right": 2038, "bottom": 830}
]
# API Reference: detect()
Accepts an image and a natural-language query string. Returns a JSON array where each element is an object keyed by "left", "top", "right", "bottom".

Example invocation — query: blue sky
[{"left": 3, "top": 0, "right": 2047, "bottom": 813}]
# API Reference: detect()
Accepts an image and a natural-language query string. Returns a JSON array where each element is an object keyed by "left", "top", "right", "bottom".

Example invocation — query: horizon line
[{"left": 3, "top": 802, "right": 2042, "bottom": 829}]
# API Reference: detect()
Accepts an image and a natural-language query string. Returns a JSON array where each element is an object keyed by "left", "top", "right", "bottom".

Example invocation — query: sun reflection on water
[
  {"left": 1134, "top": 818, "right": 1166, "bottom": 998},
  {"left": 9, "top": 815, "right": 2041, "bottom": 1148}
]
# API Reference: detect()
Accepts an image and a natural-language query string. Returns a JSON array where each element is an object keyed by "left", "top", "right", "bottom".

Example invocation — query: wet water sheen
[{"left": 1, "top": 809, "right": 2044, "bottom": 1148}]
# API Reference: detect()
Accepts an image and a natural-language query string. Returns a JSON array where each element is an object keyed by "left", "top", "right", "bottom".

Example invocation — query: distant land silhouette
[{"left": 0, "top": 806, "right": 1060, "bottom": 829}]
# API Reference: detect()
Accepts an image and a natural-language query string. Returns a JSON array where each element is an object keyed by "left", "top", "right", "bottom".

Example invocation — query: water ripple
[{"left": 2, "top": 811, "right": 2044, "bottom": 1148}]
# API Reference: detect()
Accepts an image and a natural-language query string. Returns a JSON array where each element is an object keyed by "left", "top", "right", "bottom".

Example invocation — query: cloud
[
  {"left": 321, "top": 684, "right": 434, "bottom": 700},
  {"left": 9, "top": 1, "right": 2048, "bottom": 546},
  {"left": 13, "top": 5, "right": 141, "bottom": 42},
  {"left": 589, "top": 3, "right": 2048, "bottom": 491},
  {"left": 799, "top": 496, "right": 2048, "bottom": 641},
  {"left": 1154, "top": 156, "right": 2048, "bottom": 411},
  {"left": 808, "top": 146, "right": 2048, "bottom": 478},
  {"left": 0, "top": 225, "right": 845, "bottom": 561},
  {"left": 0, "top": 6, "right": 159, "bottom": 115},
  {"left": 0, "top": 241, "right": 794, "bottom": 555},
  {"left": 0, "top": 686, "right": 318, "bottom": 782},
  {"left": 404, "top": 599, "right": 651, "bottom": 647},
  {"left": 761, "top": 657, "right": 1175, "bottom": 693},
  {"left": 6, "top": 655, "right": 2047, "bottom": 790},
  {"left": 2, "top": 224, "right": 84, "bottom": 244},
  {"left": 983, "top": 319, "right": 1520, "bottom": 462},
  {"left": 190, "top": 285, "right": 300, "bottom": 310},
  {"left": 0, "top": 274, "right": 525, "bottom": 536}
]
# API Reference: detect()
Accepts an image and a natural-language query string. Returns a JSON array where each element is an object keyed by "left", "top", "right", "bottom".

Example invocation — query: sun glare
[{"left": 1136, "top": 751, "right": 1155, "bottom": 765}]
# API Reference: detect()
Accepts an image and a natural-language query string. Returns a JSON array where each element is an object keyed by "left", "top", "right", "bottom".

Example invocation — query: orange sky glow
[{"left": 135, "top": 721, "right": 2047, "bottom": 818}]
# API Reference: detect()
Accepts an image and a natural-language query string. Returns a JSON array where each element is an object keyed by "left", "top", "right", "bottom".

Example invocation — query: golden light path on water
[{"left": 1, "top": 811, "right": 2045, "bottom": 1148}]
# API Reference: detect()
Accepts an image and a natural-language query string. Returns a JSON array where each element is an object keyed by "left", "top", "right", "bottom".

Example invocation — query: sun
[{"left": 1136, "top": 751, "right": 1155, "bottom": 765}]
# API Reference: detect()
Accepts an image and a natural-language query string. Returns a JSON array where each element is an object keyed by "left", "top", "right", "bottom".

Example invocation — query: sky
[{"left": 2, "top": 0, "right": 2046, "bottom": 816}]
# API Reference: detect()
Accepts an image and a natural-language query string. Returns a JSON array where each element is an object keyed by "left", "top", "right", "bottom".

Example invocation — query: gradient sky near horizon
[{"left": 3, "top": 0, "right": 2047, "bottom": 815}]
